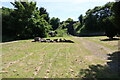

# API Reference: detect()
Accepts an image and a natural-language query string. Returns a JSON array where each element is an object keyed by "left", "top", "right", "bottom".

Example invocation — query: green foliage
[
  {"left": 78, "top": 2, "right": 116, "bottom": 37},
  {"left": 84, "top": 14, "right": 98, "bottom": 31},
  {"left": 60, "top": 21, "right": 69, "bottom": 29},
  {"left": 103, "top": 17, "right": 117, "bottom": 39},
  {"left": 111, "top": 1, "right": 120, "bottom": 35},
  {"left": 39, "top": 7, "right": 50, "bottom": 22},
  {"left": 55, "top": 26, "right": 67, "bottom": 37},
  {"left": 73, "top": 22, "right": 81, "bottom": 35},
  {"left": 50, "top": 17, "right": 60, "bottom": 30},
  {"left": 2, "top": 7, "right": 15, "bottom": 37},
  {"left": 65, "top": 18, "right": 75, "bottom": 35},
  {"left": 2, "top": 1, "right": 52, "bottom": 41},
  {"left": 85, "top": 2, "right": 114, "bottom": 32},
  {"left": 66, "top": 18, "right": 73, "bottom": 22},
  {"left": 78, "top": 14, "right": 83, "bottom": 25}
]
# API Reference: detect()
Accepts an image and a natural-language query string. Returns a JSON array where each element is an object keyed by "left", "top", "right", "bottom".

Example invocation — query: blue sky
[{"left": 1, "top": 0, "right": 115, "bottom": 21}]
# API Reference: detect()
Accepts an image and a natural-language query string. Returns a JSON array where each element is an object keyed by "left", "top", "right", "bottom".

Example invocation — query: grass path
[
  {"left": 74, "top": 37, "right": 113, "bottom": 60},
  {"left": 1, "top": 36, "right": 119, "bottom": 78}
]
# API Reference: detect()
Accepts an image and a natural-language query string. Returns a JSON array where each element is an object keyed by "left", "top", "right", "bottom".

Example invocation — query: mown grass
[
  {"left": 1, "top": 36, "right": 119, "bottom": 78},
  {"left": 82, "top": 36, "right": 119, "bottom": 51}
]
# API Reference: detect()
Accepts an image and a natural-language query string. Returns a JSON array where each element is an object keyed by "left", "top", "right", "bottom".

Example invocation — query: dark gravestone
[
  {"left": 40, "top": 39, "right": 46, "bottom": 42},
  {"left": 53, "top": 39, "right": 58, "bottom": 42},
  {"left": 34, "top": 37, "right": 41, "bottom": 42},
  {"left": 59, "top": 39, "right": 63, "bottom": 42}
]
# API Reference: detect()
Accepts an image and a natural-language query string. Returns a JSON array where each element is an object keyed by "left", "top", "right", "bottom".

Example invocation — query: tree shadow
[
  {"left": 107, "top": 51, "right": 120, "bottom": 74},
  {"left": 78, "top": 51, "right": 120, "bottom": 79},
  {"left": 100, "top": 38, "right": 120, "bottom": 41}
]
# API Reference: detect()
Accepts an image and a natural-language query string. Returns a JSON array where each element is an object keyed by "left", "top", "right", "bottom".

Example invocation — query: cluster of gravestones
[{"left": 32, "top": 37, "right": 74, "bottom": 43}]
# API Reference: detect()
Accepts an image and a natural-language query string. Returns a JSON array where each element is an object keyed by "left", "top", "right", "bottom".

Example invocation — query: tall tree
[
  {"left": 39, "top": 7, "right": 50, "bottom": 22},
  {"left": 78, "top": 14, "right": 83, "bottom": 26},
  {"left": 103, "top": 17, "right": 117, "bottom": 39},
  {"left": 2, "top": 1, "right": 52, "bottom": 41},
  {"left": 50, "top": 17, "right": 60, "bottom": 30},
  {"left": 10, "top": 1, "right": 37, "bottom": 38},
  {"left": 80, "top": 2, "right": 114, "bottom": 34},
  {"left": 65, "top": 18, "right": 75, "bottom": 35},
  {"left": 111, "top": 1, "right": 120, "bottom": 35},
  {"left": 2, "top": 7, "right": 14, "bottom": 37}
]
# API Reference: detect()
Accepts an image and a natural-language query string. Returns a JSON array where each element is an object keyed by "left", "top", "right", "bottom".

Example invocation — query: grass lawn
[{"left": 1, "top": 36, "right": 119, "bottom": 78}]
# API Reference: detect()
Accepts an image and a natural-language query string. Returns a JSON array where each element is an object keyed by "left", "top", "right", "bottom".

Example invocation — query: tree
[
  {"left": 50, "top": 17, "right": 60, "bottom": 30},
  {"left": 65, "top": 18, "right": 75, "bottom": 35},
  {"left": 78, "top": 14, "right": 83, "bottom": 26},
  {"left": 2, "top": 1, "right": 52, "bottom": 41},
  {"left": 73, "top": 22, "right": 81, "bottom": 36},
  {"left": 39, "top": 7, "right": 50, "bottom": 22},
  {"left": 10, "top": 1, "right": 38, "bottom": 39},
  {"left": 66, "top": 18, "right": 73, "bottom": 22},
  {"left": 78, "top": 2, "right": 115, "bottom": 36},
  {"left": 111, "top": 1, "right": 120, "bottom": 35},
  {"left": 103, "top": 17, "right": 117, "bottom": 39},
  {"left": 2, "top": 7, "right": 15, "bottom": 41}
]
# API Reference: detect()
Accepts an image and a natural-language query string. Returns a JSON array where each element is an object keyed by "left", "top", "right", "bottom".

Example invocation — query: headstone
[{"left": 34, "top": 37, "right": 41, "bottom": 42}]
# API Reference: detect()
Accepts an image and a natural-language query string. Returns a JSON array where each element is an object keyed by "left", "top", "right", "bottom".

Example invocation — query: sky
[{"left": 1, "top": 0, "right": 115, "bottom": 21}]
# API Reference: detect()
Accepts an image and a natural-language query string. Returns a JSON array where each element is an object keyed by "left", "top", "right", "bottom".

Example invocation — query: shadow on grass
[
  {"left": 78, "top": 51, "right": 120, "bottom": 79},
  {"left": 100, "top": 38, "right": 120, "bottom": 41}
]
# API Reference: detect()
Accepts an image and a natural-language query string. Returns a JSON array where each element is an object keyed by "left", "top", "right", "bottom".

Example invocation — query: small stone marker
[{"left": 34, "top": 37, "right": 41, "bottom": 42}]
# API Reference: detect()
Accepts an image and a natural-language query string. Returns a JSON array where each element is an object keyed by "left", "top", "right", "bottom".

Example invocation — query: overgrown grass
[{"left": 1, "top": 36, "right": 119, "bottom": 78}]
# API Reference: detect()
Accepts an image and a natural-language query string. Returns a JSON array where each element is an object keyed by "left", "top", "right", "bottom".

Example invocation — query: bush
[{"left": 55, "top": 27, "right": 67, "bottom": 37}]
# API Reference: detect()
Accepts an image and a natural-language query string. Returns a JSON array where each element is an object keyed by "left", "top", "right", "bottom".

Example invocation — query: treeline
[
  {"left": 58, "top": 2, "right": 120, "bottom": 38},
  {"left": 2, "top": 1, "right": 120, "bottom": 41},
  {"left": 2, "top": 1, "right": 52, "bottom": 41}
]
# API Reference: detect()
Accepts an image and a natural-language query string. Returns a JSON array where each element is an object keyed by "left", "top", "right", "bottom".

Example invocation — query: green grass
[
  {"left": 1, "top": 36, "right": 119, "bottom": 78},
  {"left": 82, "top": 36, "right": 118, "bottom": 50}
]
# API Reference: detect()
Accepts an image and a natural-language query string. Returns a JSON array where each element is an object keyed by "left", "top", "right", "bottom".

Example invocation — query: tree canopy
[
  {"left": 2, "top": 1, "right": 120, "bottom": 41},
  {"left": 50, "top": 17, "right": 60, "bottom": 30},
  {"left": 2, "top": 1, "right": 52, "bottom": 41}
]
